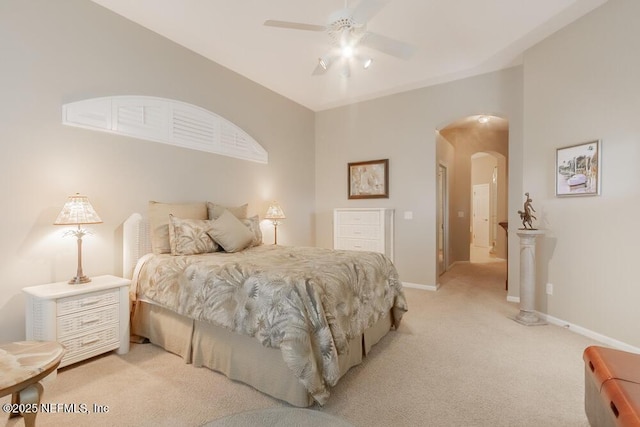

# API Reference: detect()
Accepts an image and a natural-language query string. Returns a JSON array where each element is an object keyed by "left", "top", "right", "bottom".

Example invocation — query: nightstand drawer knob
[
  {"left": 82, "top": 336, "right": 101, "bottom": 346},
  {"left": 81, "top": 298, "right": 101, "bottom": 306},
  {"left": 81, "top": 317, "right": 101, "bottom": 325}
]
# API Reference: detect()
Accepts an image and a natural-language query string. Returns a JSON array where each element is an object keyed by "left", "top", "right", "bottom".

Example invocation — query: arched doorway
[{"left": 436, "top": 114, "right": 509, "bottom": 269}]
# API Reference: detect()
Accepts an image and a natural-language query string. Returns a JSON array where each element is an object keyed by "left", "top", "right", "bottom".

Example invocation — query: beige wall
[
  {"left": 0, "top": 0, "right": 315, "bottom": 342},
  {"left": 5, "top": 0, "right": 635, "bottom": 350},
  {"left": 315, "top": 68, "right": 524, "bottom": 288},
  {"left": 522, "top": 0, "right": 640, "bottom": 347}
]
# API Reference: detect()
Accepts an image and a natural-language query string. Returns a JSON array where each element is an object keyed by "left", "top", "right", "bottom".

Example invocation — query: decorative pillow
[
  {"left": 207, "top": 202, "right": 248, "bottom": 220},
  {"left": 168, "top": 215, "right": 219, "bottom": 255},
  {"left": 208, "top": 209, "right": 254, "bottom": 253},
  {"left": 241, "top": 215, "right": 263, "bottom": 247},
  {"left": 148, "top": 201, "right": 208, "bottom": 254}
]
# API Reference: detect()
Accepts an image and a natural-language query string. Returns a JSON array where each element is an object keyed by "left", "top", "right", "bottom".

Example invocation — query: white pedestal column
[{"left": 514, "top": 229, "right": 546, "bottom": 326}]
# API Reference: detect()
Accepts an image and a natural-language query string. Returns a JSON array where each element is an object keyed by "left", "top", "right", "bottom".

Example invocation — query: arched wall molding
[{"left": 62, "top": 96, "right": 268, "bottom": 164}]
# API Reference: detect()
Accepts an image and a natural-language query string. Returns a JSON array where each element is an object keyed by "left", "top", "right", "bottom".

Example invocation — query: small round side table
[{"left": 0, "top": 341, "right": 65, "bottom": 427}]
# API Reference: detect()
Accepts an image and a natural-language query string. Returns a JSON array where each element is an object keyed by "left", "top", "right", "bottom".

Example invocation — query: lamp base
[{"left": 68, "top": 276, "right": 91, "bottom": 285}]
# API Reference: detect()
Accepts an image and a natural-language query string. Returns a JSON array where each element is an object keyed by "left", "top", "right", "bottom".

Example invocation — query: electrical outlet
[{"left": 546, "top": 283, "right": 553, "bottom": 295}]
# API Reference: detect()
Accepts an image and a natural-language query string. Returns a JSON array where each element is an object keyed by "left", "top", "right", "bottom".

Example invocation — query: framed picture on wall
[
  {"left": 556, "top": 140, "right": 601, "bottom": 197},
  {"left": 348, "top": 159, "right": 389, "bottom": 199}
]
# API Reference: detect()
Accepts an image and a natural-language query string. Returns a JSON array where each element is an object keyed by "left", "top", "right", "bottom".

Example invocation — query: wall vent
[{"left": 62, "top": 96, "right": 268, "bottom": 164}]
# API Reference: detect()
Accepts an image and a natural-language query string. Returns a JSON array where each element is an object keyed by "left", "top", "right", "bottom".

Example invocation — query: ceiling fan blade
[
  {"left": 352, "top": 0, "right": 390, "bottom": 24},
  {"left": 264, "top": 20, "right": 325, "bottom": 32},
  {"left": 360, "top": 31, "right": 415, "bottom": 60}
]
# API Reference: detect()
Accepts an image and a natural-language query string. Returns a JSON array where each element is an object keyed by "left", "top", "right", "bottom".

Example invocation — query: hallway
[{"left": 439, "top": 257, "right": 507, "bottom": 298}]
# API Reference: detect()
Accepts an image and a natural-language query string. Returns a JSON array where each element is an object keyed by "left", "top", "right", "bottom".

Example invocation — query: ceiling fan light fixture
[
  {"left": 265, "top": 0, "right": 414, "bottom": 77},
  {"left": 341, "top": 62, "right": 351, "bottom": 77},
  {"left": 319, "top": 54, "right": 333, "bottom": 70},
  {"left": 361, "top": 56, "right": 372, "bottom": 69},
  {"left": 341, "top": 45, "right": 354, "bottom": 58}
]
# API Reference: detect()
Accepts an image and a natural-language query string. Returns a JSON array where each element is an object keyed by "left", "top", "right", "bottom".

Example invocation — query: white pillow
[
  {"left": 208, "top": 209, "right": 254, "bottom": 253},
  {"left": 207, "top": 202, "right": 248, "bottom": 220}
]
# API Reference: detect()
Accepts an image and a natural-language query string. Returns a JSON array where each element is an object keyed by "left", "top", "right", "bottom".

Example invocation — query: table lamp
[
  {"left": 264, "top": 201, "right": 285, "bottom": 245},
  {"left": 54, "top": 193, "right": 102, "bottom": 284}
]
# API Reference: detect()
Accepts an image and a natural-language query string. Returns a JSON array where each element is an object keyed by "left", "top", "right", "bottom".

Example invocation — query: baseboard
[
  {"left": 537, "top": 311, "right": 640, "bottom": 354},
  {"left": 448, "top": 261, "right": 470, "bottom": 269},
  {"left": 507, "top": 296, "right": 520, "bottom": 303},
  {"left": 403, "top": 282, "right": 438, "bottom": 291}
]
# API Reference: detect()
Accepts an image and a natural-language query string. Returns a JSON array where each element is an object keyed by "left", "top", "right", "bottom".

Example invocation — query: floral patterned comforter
[{"left": 132, "top": 244, "right": 407, "bottom": 404}]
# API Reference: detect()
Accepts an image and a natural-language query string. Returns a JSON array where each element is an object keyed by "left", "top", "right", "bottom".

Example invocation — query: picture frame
[
  {"left": 348, "top": 159, "right": 389, "bottom": 199},
  {"left": 556, "top": 140, "right": 601, "bottom": 197}
]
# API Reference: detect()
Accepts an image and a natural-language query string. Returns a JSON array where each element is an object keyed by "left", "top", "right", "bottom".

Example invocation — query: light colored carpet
[
  {"left": 202, "top": 407, "right": 354, "bottom": 427},
  {"left": 1, "top": 261, "right": 600, "bottom": 427}
]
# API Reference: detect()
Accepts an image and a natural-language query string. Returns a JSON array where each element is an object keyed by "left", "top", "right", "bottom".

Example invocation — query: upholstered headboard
[{"left": 122, "top": 213, "right": 151, "bottom": 280}]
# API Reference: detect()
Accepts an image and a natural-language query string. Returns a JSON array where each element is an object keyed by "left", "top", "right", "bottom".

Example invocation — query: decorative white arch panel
[{"left": 62, "top": 96, "right": 268, "bottom": 164}]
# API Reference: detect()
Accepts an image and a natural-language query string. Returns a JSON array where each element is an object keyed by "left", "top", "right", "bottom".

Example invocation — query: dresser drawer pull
[
  {"left": 81, "top": 317, "right": 101, "bottom": 325},
  {"left": 354, "top": 245, "right": 362, "bottom": 248},
  {"left": 82, "top": 336, "right": 101, "bottom": 346}
]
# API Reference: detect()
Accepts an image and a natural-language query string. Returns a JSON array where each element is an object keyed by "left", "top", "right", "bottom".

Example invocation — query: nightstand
[{"left": 23, "top": 275, "right": 130, "bottom": 368}]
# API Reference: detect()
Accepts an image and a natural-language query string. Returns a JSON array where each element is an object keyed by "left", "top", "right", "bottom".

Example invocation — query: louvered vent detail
[
  {"left": 62, "top": 96, "right": 268, "bottom": 164},
  {"left": 116, "top": 105, "right": 165, "bottom": 140},
  {"left": 172, "top": 108, "right": 217, "bottom": 150},
  {"left": 220, "top": 123, "right": 264, "bottom": 161}
]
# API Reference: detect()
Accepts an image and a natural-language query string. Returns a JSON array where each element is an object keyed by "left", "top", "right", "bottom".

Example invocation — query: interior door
[{"left": 472, "top": 183, "right": 490, "bottom": 247}]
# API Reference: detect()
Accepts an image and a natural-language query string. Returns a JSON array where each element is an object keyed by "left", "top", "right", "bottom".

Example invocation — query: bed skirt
[{"left": 131, "top": 300, "right": 392, "bottom": 407}]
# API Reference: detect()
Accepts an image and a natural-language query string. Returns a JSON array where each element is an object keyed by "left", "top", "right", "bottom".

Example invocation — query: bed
[{"left": 123, "top": 202, "right": 407, "bottom": 407}]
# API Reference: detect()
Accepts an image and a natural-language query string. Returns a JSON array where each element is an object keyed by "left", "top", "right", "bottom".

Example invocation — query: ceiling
[{"left": 90, "top": 0, "right": 607, "bottom": 112}]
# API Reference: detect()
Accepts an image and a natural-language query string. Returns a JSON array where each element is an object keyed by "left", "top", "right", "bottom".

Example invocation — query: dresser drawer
[
  {"left": 337, "top": 224, "right": 381, "bottom": 239},
  {"left": 336, "top": 211, "right": 381, "bottom": 225},
  {"left": 57, "top": 288, "right": 119, "bottom": 316},
  {"left": 57, "top": 304, "right": 119, "bottom": 339},
  {"left": 334, "top": 208, "right": 394, "bottom": 261},
  {"left": 336, "top": 238, "right": 382, "bottom": 253},
  {"left": 59, "top": 324, "right": 119, "bottom": 363}
]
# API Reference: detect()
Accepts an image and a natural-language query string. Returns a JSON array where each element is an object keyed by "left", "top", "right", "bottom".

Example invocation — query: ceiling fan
[{"left": 264, "top": 0, "right": 415, "bottom": 77}]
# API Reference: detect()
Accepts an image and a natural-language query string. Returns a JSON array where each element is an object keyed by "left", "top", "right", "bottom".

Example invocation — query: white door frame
[
  {"left": 437, "top": 163, "right": 449, "bottom": 275},
  {"left": 472, "top": 183, "right": 490, "bottom": 247}
]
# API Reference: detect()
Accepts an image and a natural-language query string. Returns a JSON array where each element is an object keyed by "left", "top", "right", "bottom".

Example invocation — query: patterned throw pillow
[
  {"left": 148, "top": 201, "right": 208, "bottom": 254},
  {"left": 242, "top": 215, "right": 263, "bottom": 247},
  {"left": 168, "top": 215, "right": 219, "bottom": 256}
]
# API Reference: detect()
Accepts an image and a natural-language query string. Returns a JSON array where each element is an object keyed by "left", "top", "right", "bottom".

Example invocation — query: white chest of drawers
[
  {"left": 23, "top": 275, "right": 130, "bottom": 368},
  {"left": 333, "top": 208, "right": 394, "bottom": 261}
]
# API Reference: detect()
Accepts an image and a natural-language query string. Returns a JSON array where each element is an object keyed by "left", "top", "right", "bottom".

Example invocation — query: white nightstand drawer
[
  {"left": 59, "top": 324, "right": 119, "bottom": 360},
  {"left": 57, "top": 304, "right": 119, "bottom": 339},
  {"left": 24, "top": 275, "right": 131, "bottom": 369},
  {"left": 57, "top": 288, "right": 119, "bottom": 316}
]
